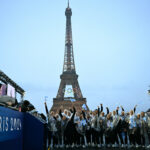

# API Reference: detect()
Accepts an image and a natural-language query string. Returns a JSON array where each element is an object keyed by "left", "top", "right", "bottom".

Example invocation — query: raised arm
[
  {"left": 70, "top": 108, "right": 73, "bottom": 113},
  {"left": 70, "top": 107, "right": 76, "bottom": 122},
  {"left": 134, "top": 105, "right": 137, "bottom": 113},
  {"left": 121, "top": 106, "right": 124, "bottom": 112},
  {"left": 59, "top": 109, "right": 63, "bottom": 118},
  {"left": 106, "top": 107, "right": 109, "bottom": 115},
  {"left": 82, "top": 110, "right": 86, "bottom": 120},
  {"left": 116, "top": 107, "right": 119, "bottom": 115},
  {"left": 100, "top": 104, "right": 103, "bottom": 112},
  {"left": 98, "top": 106, "right": 100, "bottom": 117},
  {"left": 44, "top": 102, "right": 49, "bottom": 115}
]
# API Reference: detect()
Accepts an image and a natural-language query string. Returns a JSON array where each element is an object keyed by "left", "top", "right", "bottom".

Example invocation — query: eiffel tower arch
[{"left": 51, "top": 1, "right": 89, "bottom": 113}]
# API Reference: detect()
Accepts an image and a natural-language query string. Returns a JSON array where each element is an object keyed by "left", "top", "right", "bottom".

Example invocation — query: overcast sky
[{"left": 0, "top": 0, "right": 150, "bottom": 114}]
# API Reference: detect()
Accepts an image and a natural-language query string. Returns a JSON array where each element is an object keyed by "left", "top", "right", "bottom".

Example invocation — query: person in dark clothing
[
  {"left": 117, "top": 110, "right": 129, "bottom": 147},
  {"left": 136, "top": 114, "right": 142, "bottom": 146},
  {"left": 85, "top": 113, "right": 92, "bottom": 145},
  {"left": 128, "top": 105, "right": 137, "bottom": 147},
  {"left": 140, "top": 112, "right": 148, "bottom": 147},
  {"left": 100, "top": 111, "right": 106, "bottom": 146},
  {"left": 111, "top": 108, "right": 120, "bottom": 147},
  {"left": 105, "top": 113, "right": 114, "bottom": 147},
  {"left": 64, "top": 107, "right": 76, "bottom": 146},
  {"left": 94, "top": 104, "right": 104, "bottom": 147}
]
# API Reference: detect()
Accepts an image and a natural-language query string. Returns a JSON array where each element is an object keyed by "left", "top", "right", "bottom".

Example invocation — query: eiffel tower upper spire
[
  {"left": 68, "top": 0, "right": 70, "bottom": 8},
  {"left": 63, "top": 1, "right": 76, "bottom": 73}
]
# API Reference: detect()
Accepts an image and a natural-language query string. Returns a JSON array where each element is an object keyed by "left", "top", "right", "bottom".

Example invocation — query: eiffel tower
[{"left": 51, "top": 1, "right": 89, "bottom": 113}]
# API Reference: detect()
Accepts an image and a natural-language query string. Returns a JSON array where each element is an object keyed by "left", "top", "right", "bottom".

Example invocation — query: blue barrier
[
  {"left": 0, "top": 106, "right": 23, "bottom": 150},
  {"left": 23, "top": 113, "right": 45, "bottom": 150},
  {"left": 0, "top": 106, "right": 46, "bottom": 150}
]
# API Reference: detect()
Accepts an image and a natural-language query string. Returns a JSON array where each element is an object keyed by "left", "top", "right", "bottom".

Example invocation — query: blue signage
[
  {"left": 0, "top": 106, "right": 23, "bottom": 150},
  {"left": 0, "top": 106, "right": 46, "bottom": 150}
]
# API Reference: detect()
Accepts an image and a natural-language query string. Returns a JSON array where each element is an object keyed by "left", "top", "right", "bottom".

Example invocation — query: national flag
[
  {"left": 82, "top": 104, "right": 87, "bottom": 110},
  {"left": 70, "top": 98, "right": 76, "bottom": 102}
]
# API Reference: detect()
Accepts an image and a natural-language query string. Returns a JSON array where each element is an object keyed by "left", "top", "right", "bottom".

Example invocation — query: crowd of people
[{"left": 45, "top": 103, "right": 150, "bottom": 149}]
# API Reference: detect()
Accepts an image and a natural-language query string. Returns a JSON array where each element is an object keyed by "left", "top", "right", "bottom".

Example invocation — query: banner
[
  {"left": 0, "top": 106, "right": 46, "bottom": 150},
  {"left": 7, "top": 84, "right": 15, "bottom": 98},
  {"left": 0, "top": 84, "right": 7, "bottom": 96},
  {"left": 0, "top": 106, "right": 23, "bottom": 150}
]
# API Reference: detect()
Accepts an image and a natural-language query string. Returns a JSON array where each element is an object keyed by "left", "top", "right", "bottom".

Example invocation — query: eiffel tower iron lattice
[{"left": 51, "top": 1, "right": 89, "bottom": 113}]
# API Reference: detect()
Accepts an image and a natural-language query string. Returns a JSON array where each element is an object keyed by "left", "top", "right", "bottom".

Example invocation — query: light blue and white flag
[
  {"left": 82, "top": 104, "right": 87, "bottom": 110},
  {"left": 70, "top": 98, "right": 76, "bottom": 102},
  {"left": 44, "top": 96, "right": 48, "bottom": 102}
]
